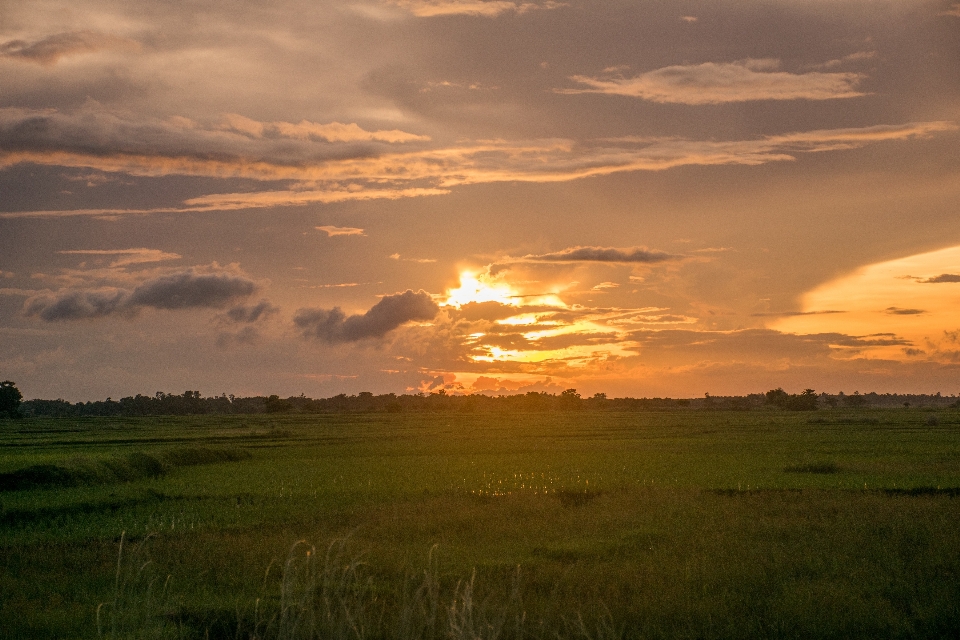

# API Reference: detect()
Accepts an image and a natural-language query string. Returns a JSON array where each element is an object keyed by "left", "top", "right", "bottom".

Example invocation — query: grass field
[{"left": 2, "top": 409, "right": 960, "bottom": 639}]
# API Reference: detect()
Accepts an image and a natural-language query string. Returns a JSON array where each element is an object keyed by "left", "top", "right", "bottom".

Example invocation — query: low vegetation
[{"left": 1, "top": 408, "right": 959, "bottom": 638}]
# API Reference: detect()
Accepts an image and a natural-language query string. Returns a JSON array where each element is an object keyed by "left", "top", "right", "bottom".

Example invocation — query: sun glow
[
  {"left": 472, "top": 342, "right": 635, "bottom": 364},
  {"left": 442, "top": 271, "right": 520, "bottom": 307},
  {"left": 496, "top": 313, "right": 540, "bottom": 326},
  {"left": 439, "top": 268, "right": 638, "bottom": 368}
]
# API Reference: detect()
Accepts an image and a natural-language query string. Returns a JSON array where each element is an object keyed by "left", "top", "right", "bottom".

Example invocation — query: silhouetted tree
[
  {"left": 765, "top": 388, "right": 789, "bottom": 408},
  {"left": 560, "top": 388, "right": 582, "bottom": 411},
  {"left": 845, "top": 391, "right": 867, "bottom": 408},
  {"left": 786, "top": 389, "right": 818, "bottom": 411},
  {"left": 766, "top": 387, "right": 818, "bottom": 410},
  {"left": 0, "top": 381, "right": 23, "bottom": 418},
  {"left": 264, "top": 394, "right": 291, "bottom": 413}
]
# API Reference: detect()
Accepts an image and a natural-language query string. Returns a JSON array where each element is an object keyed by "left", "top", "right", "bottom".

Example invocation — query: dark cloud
[
  {"left": 23, "top": 288, "right": 127, "bottom": 321},
  {"left": 294, "top": 290, "right": 439, "bottom": 343},
  {"left": 521, "top": 246, "right": 680, "bottom": 263},
  {"left": 827, "top": 333, "right": 913, "bottom": 347},
  {"left": 23, "top": 268, "right": 256, "bottom": 321},
  {"left": 0, "top": 107, "right": 422, "bottom": 176},
  {"left": 225, "top": 300, "right": 278, "bottom": 323},
  {"left": 921, "top": 274, "right": 960, "bottom": 283},
  {"left": 0, "top": 31, "right": 138, "bottom": 66},
  {"left": 126, "top": 271, "right": 256, "bottom": 309},
  {"left": 884, "top": 307, "right": 926, "bottom": 315}
]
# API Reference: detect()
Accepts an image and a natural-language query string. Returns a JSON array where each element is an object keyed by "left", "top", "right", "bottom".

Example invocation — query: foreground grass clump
[
  {"left": 0, "top": 446, "right": 248, "bottom": 491},
  {"left": 1, "top": 409, "right": 960, "bottom": 638}
]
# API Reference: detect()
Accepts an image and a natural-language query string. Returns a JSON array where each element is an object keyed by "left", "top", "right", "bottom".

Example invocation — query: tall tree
[{"left": 0, "top": 381, "right": 23, "bottom": 418}]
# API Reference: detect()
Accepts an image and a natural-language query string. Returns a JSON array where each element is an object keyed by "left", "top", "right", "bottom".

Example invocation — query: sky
[{"left": 1, "top": 0, "right": 960, "bottom": 401}]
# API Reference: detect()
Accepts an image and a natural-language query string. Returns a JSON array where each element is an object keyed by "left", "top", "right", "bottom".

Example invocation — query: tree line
[{"left": 1, "top": 381, "right": 957, "bottom": 418}]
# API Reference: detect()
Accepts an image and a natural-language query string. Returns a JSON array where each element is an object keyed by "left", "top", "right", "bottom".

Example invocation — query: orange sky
[{"left": 1, "top": 0, "right": 959, "bottom": 399}]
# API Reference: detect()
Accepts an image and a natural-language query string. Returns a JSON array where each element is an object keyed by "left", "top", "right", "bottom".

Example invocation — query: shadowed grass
[{"left": 784, "top": 462, "right": 841, "bottom": 474}]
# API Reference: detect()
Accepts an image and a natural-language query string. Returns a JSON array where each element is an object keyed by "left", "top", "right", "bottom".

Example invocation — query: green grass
[{"left": 1, "top": 409, "right": 960, "bottom": 638}]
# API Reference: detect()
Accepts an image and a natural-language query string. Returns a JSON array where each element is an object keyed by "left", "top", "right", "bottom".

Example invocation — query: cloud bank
[
  {"left": 24, "top": 268, "right": 257, "bottom": 321},
  {"left": 294, "top": 290, "right": 439, "bottom": 343},
  {"left": 0, "top": 105, "right": 954, "bottom": 217}
]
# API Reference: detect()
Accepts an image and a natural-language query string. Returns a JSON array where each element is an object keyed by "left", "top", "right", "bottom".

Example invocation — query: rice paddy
[{"left": 2, "top": 408, "right": 960, "bottom": 638}]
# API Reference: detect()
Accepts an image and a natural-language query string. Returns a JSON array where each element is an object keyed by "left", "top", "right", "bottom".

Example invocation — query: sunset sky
[{"left": 2, "top": 0, "right": 959, "bottom": 401}]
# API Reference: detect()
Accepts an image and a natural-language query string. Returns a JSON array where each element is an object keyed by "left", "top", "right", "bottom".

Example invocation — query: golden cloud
[{"left": 562, "top": 59, "right": 865, "bottom": 104}]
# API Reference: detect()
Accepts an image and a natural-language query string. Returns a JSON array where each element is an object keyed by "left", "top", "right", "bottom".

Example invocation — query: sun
[{"left": 442, "top": 271, "right": 520, "bottom": 308}]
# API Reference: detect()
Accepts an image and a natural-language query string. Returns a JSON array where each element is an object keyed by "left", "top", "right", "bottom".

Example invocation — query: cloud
[
  {"left": 305, "top": 282, "right": 362, "bottom": 288},
  {"left": 521, "top": 246, "right": 680, "bottom": 263},
  {"left": 0, "top": 31, "right": 139, "bottom": 66},
  {"left": 940, "top": 3, "right": 960, "bottom": 17},
  {"left": 220, "top": 114, "right": 429, "bottom": 143},
  {"left": 225, "top": 300, "right": 279, "bottom": 323},
  {"left": 23, "top": 288, "right": 128, "bottom": 321},
  {"left": 0, "top": 106, "right": 430, "bottom": 183},
  {"left": 815, "top": 51, "right": 876, "bottom": 70},
  {"left": 125, "top": 271, "right": 256, "bottom": 310},
  {"left": 390, "top": 253, "right": 437, "bottom": 263},
  {"left": 23, "top": 267, "right": 257, "bottom": 321},
  {"left": 316, "top": 225, "right": 366, "bottom": 237},
  {"left": 451, "top": 301, "right": 527, "bottom": 322},
  {"left": 752, "top": 310, "right": 845, "bottom": 317},
  {"left": 58, "top": 248, "right": 182, "bottom": 266},
  {"left": 0, "top": 106, "right": 954, "bottom": 217},
  {"left": 180, "top": 188, "right": 450, "bottom": 211},
  {"left": 294, "top": 290, "right": 439, "bottom": 343},
  {"left": 884, "top": 307, "right": 926, "bottom": 315},
  {"left": 215, "top": 300, "right": 278, "bottom": 348},
  {"left": 386, "top": 0, "right": 561, "bottom": 17},
  {"left": 563, "top": 59, "right": 865, "bottom": 104},
  {"left": 921, "top": 274, "right": 960, "bottom": 283}
]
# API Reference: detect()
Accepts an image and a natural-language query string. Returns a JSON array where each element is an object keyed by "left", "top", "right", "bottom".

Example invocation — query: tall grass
[
  {"left": 97, "top": 532, "right": 179, "bottom": 640},
  {"left": 99, "top": 535, "right": 626, "bottom": 640}
]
